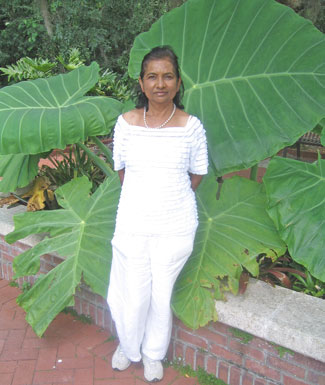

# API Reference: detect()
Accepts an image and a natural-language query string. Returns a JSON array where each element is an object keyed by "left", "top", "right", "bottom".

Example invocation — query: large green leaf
[
  {"left": 0, "top": 62, "right": 123, "bottom": 155},
  {"left": 172, "top": 175, "right": 286, "bottom": 329},
  {"left": 6, "top": 175, "right": 120, "bottom": 336},
  {"left": 129, "top": 0, "right": 325, "bottom": 175},
  {"left": 264, "top": 156, "right": 325, "bottom": 281},
  {"left": 0, "top": 154, "right": 40, "bottom": 192}
]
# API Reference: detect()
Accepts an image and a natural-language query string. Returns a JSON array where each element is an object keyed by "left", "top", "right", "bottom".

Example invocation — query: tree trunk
[{"left": 37, "top": 0, "right": 53, "bottom": 38}]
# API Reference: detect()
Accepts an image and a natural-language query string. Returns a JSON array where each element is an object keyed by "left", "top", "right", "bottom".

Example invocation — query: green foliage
[
  {"left": 257, "top": 252, "right": 325, "bottom": 297},
  {"left": 291, "top": 268, "right": 325, "bottom": 298},
  {"left": 270, "top": 342, "right": 295, "bottom": 358},
  {"left": 9, "top": 279, "right": 31, "bottom": 292},
  {"left": 57, "top": 48, "right": 85, "bottom": 71},
  {"left": 0, "top": 154, "right": 40, "bottom": 193},
  {"left": 40, "top": 144, "right": 107, "bottom": 193},
  {"left": 128, "top": 0, "right": 325, "bottom": 329},
  {"left": 0, "top": 54, "right": 127, "bottom": 195},
  {"left": 89, "top": 70, "right": 136, "bottom": 102},
  {"left": 47, "top": 0, "right": 112, "bottom": 67},
  {"left": 195, "top": 367, "right": 227, "bottom": 385},
  {"left": 3, "top": 0, "right": 325, "bottom": 337},
  {"left": 129, "top": 0, "right": 325, "bottom": 176},
  {"left": 0, "top": 0, "right": 46, "bottom": 67},
  {"left": 166, "top": 359, "right": 227, "bottom": 385},
  {"left": 100, "top": 0, "right": 176, "bottom": 72},
  {"left": 229, "top": 328, "right": 254, "bottom": 344},
  {"left": 9, "top": 280, "right": 19, "bottom": 288},
  {"left": 62, "top": 307, "right": 93, "bottom": 324},
  {"left": 0, "top": 50, "right": 135, "bottom": 105},
  {"left": 0, "top": 0, "right": 183, "bottom": 83},
  {"left": 264, "top": 156, "right": 325, "bottom": 282},
  {"left": 21, "top": 281, "right": 32, "bottom": 293},
  {"left": 172, "top": 175, "right": 286, "bottom": 329},
  {"left": 0, "top": 63, "right": 123, "bottom": 191},
  {"left": 0, "top": 62, "right": 122, "bottom": 155},
  {"left": 0, "top": 57, "right": 56, "bottom": 82},
  {"left": 6, "top": 175, "right": 120, "bottom": 337},
  {"left": 0, "top": 49, "right": 85, "bottom": 85},
  {"left": 293, "top": 272, "right": 325, "bottom": 298}
]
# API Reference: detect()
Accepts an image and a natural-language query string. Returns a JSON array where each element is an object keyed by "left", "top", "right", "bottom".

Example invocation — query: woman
[{"left": 107, "top": 46, "right": 208, "bottom": 382}]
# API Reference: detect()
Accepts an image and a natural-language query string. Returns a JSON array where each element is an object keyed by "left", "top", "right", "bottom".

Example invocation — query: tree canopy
[
  {"left": 0, "top": 0, "right": 186, "bottom": 85},
  {"left": 0, "top": 0, "right": 323, "bottom": 87}
]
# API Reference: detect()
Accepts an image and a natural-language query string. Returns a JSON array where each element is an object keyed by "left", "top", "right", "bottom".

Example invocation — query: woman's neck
[
  {"left": 146, "top": 102, "right": 175, "bottom": 116},
  {"left": 144, "top": 102, "right": 176, "bottom": 129}
]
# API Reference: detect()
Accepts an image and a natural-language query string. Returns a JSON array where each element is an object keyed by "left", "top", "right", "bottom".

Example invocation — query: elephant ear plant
[
  {"left": 129, "top": 0, "right": 325, "bottom": 176},
  {"left": 2, "top": 0, "right": 325, "bottom": 335},
  {"left": 6, "top": 176, "right": 121, "bottom": 337},
  {"left": 0, "top": 63, "right": 123, "bottom": 336},
  {"left": 0, "top": 154, "right": 41, "bottom": 193},
  {"left": 264, "top": 155, "right": 325, "bottom": 282},
  {"left": 129, "top": 0, "right": 325, "bottom": 328},
  {"left": 172, "top": 175, "right": 286, "bottom": 328}
]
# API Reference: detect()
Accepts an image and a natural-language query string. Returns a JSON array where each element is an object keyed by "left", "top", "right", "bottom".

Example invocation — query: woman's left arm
[{"left": 189, "top": 173, "right": 203, "bottom": 191}]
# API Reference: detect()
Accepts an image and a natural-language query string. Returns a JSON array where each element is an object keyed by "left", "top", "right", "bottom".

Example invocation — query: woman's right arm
[{"left": 112, "top": 116, "right": 126, "bottom": 184}]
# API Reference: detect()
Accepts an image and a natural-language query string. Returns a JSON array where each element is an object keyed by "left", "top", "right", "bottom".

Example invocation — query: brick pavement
[{"left": 0, "top": 279, "right": 200, "bottom": 385}]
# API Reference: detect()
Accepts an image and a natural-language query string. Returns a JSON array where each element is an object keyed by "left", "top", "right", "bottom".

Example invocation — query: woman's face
[{"left": 139, "top": 58, "right": 181, "bottom": 105}]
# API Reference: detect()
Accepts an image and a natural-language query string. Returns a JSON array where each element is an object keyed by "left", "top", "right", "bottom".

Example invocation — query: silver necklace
[{"left": 143, "top": 104, "right": 176, "bottom": 129}]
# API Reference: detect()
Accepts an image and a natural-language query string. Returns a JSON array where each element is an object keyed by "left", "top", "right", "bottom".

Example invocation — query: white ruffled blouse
[{"left": 113, "top": 114, "right": 208, "bottom": 236}]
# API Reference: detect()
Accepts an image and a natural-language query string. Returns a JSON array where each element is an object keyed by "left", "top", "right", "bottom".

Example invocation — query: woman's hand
[{"left": 189, "top": 173, "right": 203, "bottom": 191}]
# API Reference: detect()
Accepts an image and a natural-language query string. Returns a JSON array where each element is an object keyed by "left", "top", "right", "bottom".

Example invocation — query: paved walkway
[{"left": 0, "top": 279, "right": 198, "bottom": 385}]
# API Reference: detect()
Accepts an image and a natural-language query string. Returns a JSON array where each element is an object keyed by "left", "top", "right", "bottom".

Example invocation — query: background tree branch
[{"left": 37, "top": 0, "right": 53, "bottom": 38}]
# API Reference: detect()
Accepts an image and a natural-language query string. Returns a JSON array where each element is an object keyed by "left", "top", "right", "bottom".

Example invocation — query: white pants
[{"left": 107, "top": 232, "right": 194, "bottom": 361}]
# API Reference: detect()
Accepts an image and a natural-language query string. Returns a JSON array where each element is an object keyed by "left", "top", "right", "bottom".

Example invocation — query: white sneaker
[
  {"left": 112, "top": 344, "right": 131, "bottom": 371},
  {"left": 142, "top": 354, "right": 163, "bottom": 382}
]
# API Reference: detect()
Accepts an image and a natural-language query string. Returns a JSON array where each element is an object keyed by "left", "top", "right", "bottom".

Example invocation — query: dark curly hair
[{"left": 136, "top": 46, "right": 184, "bottom": 110}]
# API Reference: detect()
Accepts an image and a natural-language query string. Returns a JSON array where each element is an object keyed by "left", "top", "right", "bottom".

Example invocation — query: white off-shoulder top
[{"left": 113, "top": 114, "right": 208, "bottom": 236}]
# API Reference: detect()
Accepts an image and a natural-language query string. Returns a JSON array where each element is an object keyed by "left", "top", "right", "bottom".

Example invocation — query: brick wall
[{"left": 1, "top": 235, "right": 324, "bottom": 385}]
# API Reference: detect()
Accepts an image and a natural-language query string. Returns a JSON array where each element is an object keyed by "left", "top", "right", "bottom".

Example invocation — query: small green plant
[
  {"left": 57, "top": 48, "right": 85, "bottom": 71},
  {"left": 229, "top": 328, "right": 254, "bottom": 344},
  {"left": 40, "top": 143, "right": 107, "bottom": 194},
  {"left": 0, "top": 49, "right": 84, "bottom": 83},
  {"left": 21, "top": 281, "right": 31, "bottom": 293},
  {"left": 257, "top": 254, "right": 297, "bottom": 289},
  {"left": 291, "top": 269, "right": 325, "bottom": 298},
  {"left": 257, "top": 253, "right": 325, "bottom": 299},
  {"left": 165, "top": 358, "right": 227, "bottom": 385},
  {"left": 270, "top": 343, "right": 295, "bottom": 358},
  {"left": 62, "top": 307, "right": 93, "bottom": 324},
  {"left": 89, "top": 69, "right": 136, "bottom": 102},
  {"left": 9, "top": 280, "right": 31, "bottom": 293},
  {"left": 196, "top": 367, "right": 227, "bottom": 385},
  {"left": 0, "top": 57, "right": 56, "bottom": 82}
]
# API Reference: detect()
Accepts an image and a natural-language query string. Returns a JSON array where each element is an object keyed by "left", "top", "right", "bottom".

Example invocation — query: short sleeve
[
  {"left": 112, "top": 116, "right": 126, "bottom": 171},
  {"left": 189, "top": 119, "right": 208, "bottom": 175}
]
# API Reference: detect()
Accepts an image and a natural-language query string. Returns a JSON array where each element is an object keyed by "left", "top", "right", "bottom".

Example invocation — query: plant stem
[
  {"left": 77, "top": 142, "right": 114, "bottom": 176},
  {"left": 250, "top": 164, "right": 258, "bottom": 181},
  {"left": 90, "top": 136, "right": 114, "bottom": 166}
]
